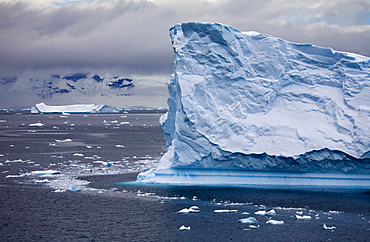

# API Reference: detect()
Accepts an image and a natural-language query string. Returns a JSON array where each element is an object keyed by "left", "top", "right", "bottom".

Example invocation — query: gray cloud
[{"left": 0, "top": 0, "right": 369, "bottom": 77}]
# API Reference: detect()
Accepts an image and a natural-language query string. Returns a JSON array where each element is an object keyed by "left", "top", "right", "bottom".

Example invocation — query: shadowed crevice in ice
[{"left": 138, "top": 22, "right": 370, "bottom": 186}]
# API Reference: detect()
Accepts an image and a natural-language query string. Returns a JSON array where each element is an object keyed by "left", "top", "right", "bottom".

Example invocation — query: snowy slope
[{"left": 141, "top": 22, "right": 370, "bottom": 182}]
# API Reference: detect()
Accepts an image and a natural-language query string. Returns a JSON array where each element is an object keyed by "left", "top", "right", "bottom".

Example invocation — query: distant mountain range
[{"left": 0, "top": 72, "right": 168, "bottom": 109}]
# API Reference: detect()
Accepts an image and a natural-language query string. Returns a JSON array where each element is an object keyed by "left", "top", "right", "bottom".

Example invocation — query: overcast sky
[{"left": 1, "top": 0, "right": 369, "bottom": 79}]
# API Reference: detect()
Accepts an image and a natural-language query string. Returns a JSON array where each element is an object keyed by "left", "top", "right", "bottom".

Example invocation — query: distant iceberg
[
  {"left": 138, "top": 22, "right": 370, "bottom": 187},
  {"left": 30, "top": 102, "right": 121, "bottom": 113}
]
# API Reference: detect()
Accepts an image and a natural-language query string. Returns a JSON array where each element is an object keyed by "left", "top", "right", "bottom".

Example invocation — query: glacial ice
[
  {"left": 138, "top": 22, "right": 370, "bottom": 187},
  {"left": 30, "top": 102, "right": 121, "bottom": 113}
]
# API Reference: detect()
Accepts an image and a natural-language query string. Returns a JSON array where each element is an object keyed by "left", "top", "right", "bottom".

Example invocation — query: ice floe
[
  {"left": 323, "top": 223, "right": 336, "bottom": 230},
  {"left": 179, "top": 225, "right": 191, "bottom": 231},
  {"left": 266, "top": 220, "right": 284, "bottom": 225},
  {"left": 214, "top": 209, "right": 238, "bottom": 213},
  {"left": 255, "top": 209, "right": 276, "bottom": 216},
  {"left": 295, "top": 214, "right": 312, "bottom": 220},
  {"left": 178, "top": 206, "right": 200, "bottom": 214},
  {"left": 239, "top": 217, "right": 258, "bottom": 224},
  {"left": 28, "top": 122, "right": 45, "bottom": 127}
]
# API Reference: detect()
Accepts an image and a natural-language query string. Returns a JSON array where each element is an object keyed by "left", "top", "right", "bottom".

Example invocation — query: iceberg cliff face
[{"left": 139, "top": 22, "right": 370, "bottom": 184}]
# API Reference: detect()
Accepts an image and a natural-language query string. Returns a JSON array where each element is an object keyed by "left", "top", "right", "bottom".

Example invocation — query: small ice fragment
[
  {"left": 68, "top": 186, "right": 82, "bottom": 192},
  {"left": 295, "top": 214, "right": 312, "bottom": 220},
  {"left": 115, "top": 145, "right": 124, "bottom": 148},
  {"left": 86, "top": 146, "right": 92, "bottom": 149},
  {"left": 178, "top": 206, "right": 200, "bottom": 214},
  {"left": 73, "top": 153, "right": 84, "bottom": 157},
  {"left": 255, "top": 210, "right": 267, "bottom": 215},
  {"left": 0, "top": 120, "right": 7, "bottom": 122},
  {"left": 31, "top": 170, "right": 60, "bottom": 176},
  {"left": 179, "top": 225, "right": 191, "bottom": 230},
  {"left": 0, "top": 163, "right": 3, "bottom": 166},
  {"left": 249, "top": 224, "right": 260, "bottom": 229},
  {"left": 29, "top": 122, "right": 45, "bottom": 127},
  {"left": 214, "top": 209, "right": 238, "bottom": 213},
  {"left": 266, "top": 209, "right": 276, "bottom": 216},
  {"left": 242, "top": 212, "right": 250, "bottom": 215},
  {"left": 53, "top": 189, "right": 66, "bottom": 193},
  {"left": 55, "top": 138, "right": 72, "bottom": 142},
  {"left": 323, "top": 223, "right": 336, "bottom": 230},
  {"left": 255, "top": 209, "right": 276, "bottom": 216},
  {"left": 35, "top": 179, "right": 50, "bottom": 183},
  {"left": 296, "top": 211, "right": 304, "bottom": 215},
  {"left": 266, "top": 219, "right": 284, "bottom": 225},
  {"left": 239, "top": 217, "right": 258, "bottom": 224}
]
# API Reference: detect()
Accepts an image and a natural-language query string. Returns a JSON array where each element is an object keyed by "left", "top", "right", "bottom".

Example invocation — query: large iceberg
[
  {"left": 30, "top": 102, "right": 121, "bottom": 113},
  {"left": 138, "top": 22, "right": 370, "bottom": 187}
]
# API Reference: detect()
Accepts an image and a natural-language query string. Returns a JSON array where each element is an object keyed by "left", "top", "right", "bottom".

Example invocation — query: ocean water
[{"left": 1, "top": 111, "right": 369, "bottom": 241}]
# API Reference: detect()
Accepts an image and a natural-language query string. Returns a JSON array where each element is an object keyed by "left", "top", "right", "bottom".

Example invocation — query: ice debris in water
[
  {"left": 239, "top": 217, "right": 258, "bottom": 224},
  {"left": 266, "top": 220, "right": 285, "bottom": 225},
  {"left": 55, "top": 138, "right": 72, "bottom": 142},
  {"left": 178, "top": 206, "right": 200, "bottom": 214},
  {"left": 255, "top": 209, "right": 276, "bottom": 216},
  {"left": 214, "top": 209, "right": 238, "bottom": 213},
  {"left": 28, "top": 122, "right": 45, "bottom": 127},
  {"left": 323, "top": 223, "right": 336, "bottom": 230},
  {"left": 68, "top": 186, "right": 82, "bottom": 192},
  {"left": 295, "top": 214, "right": 312, "bottom": 220},
  {"left": 179, "top": 225, "right": 191, "bottom": 231},
  {"left": 31, "top": 170, "right": 60, "bottom": 176}
]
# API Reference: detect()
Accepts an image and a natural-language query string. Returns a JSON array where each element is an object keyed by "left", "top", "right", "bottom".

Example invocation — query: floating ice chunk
[
  {"left": 295, "top": 214, "right": 312, "bottom": 220},
  {"left": 68, "top": 186, "right": 82, "bottom": 192},
  {"left": 86, "top": 146, "right": 92, "bottom": 149},
  {"left": 255, "top": 209, "right": 276, "bottom": 216},
  {"left": 323, "top": 223, "right": 336, "bottom": 230},
  {"left": 266, "top": 220, "right": 284, "bottom": 225},
  {"left": 214, "top": 209, "right": 238, "bottom": 213},
  {"left": 178, "top": 206, "right": 200, "bottom": 214},
  {"left": 115, "top": 145, "right": 125, "bottom": 148},
  {"left": 0, "top": 120, "right": 7, "bottom": 122},
  {"left": 266, "top": 209, "right": 276, "bottom": 216},
  {"left": 5, "top": 159, "right": 26, "bottom": 163},
  {"left": 179, "top": 225, "right": 191, "bottom": 230},
  {"left": 73, "top": 153, "right": 84, "bottom": 157},
  {"left": 35, "top": 179, "right": 50, "bottom": 183},
  {"left": 55, "top": 138, "right": 72, "bottom": 142},
  {"left": 29, "top": 122, "right": 45, "bottom": 127},
  {"left": 53, "top": 189, "right": 66, "bottom": 193},
  {"left": 6, "top": 174, "right": 25, "bottom": 178},
  {"left": 239, "top": 217, "right": 258, "bottom": 224},
  {"left": 0, "top": 163, "right": 3, "bottom": 166},
  {"left": 31, "top": 170, "right": 60, "bottom": 176},
  {"left": 296, "top": 211, "right": 304, "bottom": 215}
]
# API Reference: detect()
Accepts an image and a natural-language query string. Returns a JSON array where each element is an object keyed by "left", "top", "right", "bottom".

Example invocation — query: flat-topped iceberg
[
  {"left": 30, "top": 102, "right": 121, "bottom": 113},
  {"left": 138, "top": 22, "right": 370, "bottom": 187}
]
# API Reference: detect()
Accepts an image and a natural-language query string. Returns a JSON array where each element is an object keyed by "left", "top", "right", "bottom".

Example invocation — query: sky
[{"left": 0, "top": 0, "right": 369, "bottom": 107}]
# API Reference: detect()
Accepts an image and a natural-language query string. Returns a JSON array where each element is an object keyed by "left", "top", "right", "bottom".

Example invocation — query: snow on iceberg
[
  {"left": 30, "top": 102, "right": 121, "bottom": 113},
  {"left": 138, "top": 22, "right": 370, "bottom": 187}
]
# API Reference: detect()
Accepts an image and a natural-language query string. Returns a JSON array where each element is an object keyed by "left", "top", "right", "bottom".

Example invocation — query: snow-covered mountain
[
  {"left": 138, "top": 22, "right": 370, "bottom": 186},
  {"left": 0, "top": 72, "right": 168, "bottom": 109}
]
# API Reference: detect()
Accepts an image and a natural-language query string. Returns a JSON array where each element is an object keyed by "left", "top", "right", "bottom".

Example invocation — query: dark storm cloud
[{"left": 0, "top": 0, "right": 369, "bottom": 77}]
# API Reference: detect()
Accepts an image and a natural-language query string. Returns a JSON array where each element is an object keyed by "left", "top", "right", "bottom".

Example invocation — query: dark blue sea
[{"left": 1, "top": 111, "right": 369, "bottom": 241}]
